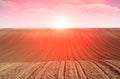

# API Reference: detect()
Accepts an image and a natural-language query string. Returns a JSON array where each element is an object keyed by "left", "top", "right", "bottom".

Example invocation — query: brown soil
[{"left": 0, "top": 28, "right": 120, "bottom": 78}]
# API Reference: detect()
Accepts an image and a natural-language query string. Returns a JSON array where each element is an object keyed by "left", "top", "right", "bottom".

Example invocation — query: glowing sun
[{"left": 52, "top": 15, "right": 70, "bottom": 28}]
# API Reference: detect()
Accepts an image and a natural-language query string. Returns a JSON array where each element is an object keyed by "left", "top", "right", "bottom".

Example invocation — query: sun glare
[{"left": 52, "top": 15, "right": 70, "bottom": 29}]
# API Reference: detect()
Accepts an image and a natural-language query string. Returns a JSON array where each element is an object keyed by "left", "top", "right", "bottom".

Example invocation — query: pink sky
[{"left": 0, "top": 0, "right": 120, "bottom": 28}]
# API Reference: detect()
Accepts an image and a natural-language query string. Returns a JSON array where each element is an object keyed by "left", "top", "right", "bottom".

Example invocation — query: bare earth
[{"left": 0, "top": 29, "right": 120, "bottom": 79}]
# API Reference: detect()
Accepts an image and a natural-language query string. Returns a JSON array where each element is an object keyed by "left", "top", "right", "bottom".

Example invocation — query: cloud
[
  {"left": 57, "top": 0, "right": 82, "bottom": 3},
  {"left": 0, "top": 0, "right": 120, "bottom": 15},
  {"left": 52, "top": 3, "right": 120, "bottom": 14},
  {"left": 82, "top": 0, "right": 105, "bottom": 3},
  {"left": 76, "top": 3, "right": 120, "bottom": 14},
  {"left": 0, "top": 0, "right": 17, "bottom": 8},
  {"left": 52, "top": 4, "right": 76, "bottom": 13},
  {"left": 47, "top": 0, "right": 105, "bottom": 4}
]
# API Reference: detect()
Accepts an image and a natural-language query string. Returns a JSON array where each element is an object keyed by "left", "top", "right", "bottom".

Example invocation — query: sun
[{"left": 52, "top": 15, "right": 70, "bottom": 29}]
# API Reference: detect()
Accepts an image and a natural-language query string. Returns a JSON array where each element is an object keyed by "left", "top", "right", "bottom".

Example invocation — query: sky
[{"left": 0, "top": 0, "right": 120, "bottom": 28}]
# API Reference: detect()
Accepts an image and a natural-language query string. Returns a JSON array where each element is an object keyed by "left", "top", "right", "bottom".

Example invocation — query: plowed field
[{"left": 0, "top": 29, "right": 120, "bottom": 79}]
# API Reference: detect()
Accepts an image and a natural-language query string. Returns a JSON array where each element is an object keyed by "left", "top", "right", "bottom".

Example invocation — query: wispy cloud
[{"left": 77, "top": 3, "right": 120, "bottom": 14}]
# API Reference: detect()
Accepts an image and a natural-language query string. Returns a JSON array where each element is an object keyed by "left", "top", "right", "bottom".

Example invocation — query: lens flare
[{"left": 52, "top": 15, "right": 70, "bottom": 29}]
